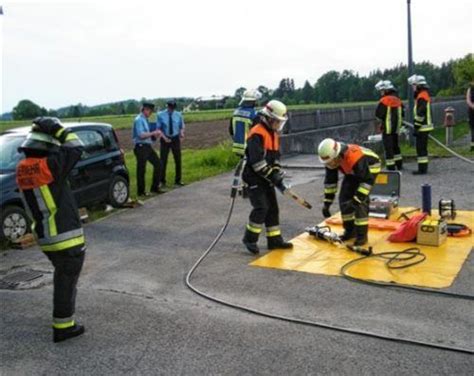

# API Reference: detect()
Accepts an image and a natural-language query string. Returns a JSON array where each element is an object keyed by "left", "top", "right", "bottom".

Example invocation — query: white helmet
[
  {"left": 260, "top": 100, "right": 288, "bottom": 131},
  {"left": 375, "top": 80, "right": 395, "bottom": 92},
  {"left": 318, "top": 138, "right": 342, "bottom": 166},
  {"left": 407, "top": 74, "right": 428, "bottom": 86},
  {"left": 239, "top": 89, "right": 262, "bottom": 105}
]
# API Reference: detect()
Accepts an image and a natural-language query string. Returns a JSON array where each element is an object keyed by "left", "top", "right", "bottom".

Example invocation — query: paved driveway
[{"left": 1, "top": 156, "right": 473, "bottom": 375}]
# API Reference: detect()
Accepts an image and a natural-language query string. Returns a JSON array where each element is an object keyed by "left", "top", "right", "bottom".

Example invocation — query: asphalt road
[{"left": 1, "top": 156, "right": 473, "bottom": 375}]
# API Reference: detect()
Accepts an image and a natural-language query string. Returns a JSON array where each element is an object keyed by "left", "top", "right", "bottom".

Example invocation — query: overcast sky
[{"left": 1, "top": 0, "right": 472, "bottom": 113}]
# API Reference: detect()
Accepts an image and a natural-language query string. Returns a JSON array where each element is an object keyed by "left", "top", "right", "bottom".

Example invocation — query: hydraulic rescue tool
[
  {"left": 278, "top": 183, "right": 312, "bottom": 210},
  {"left": 305, "top": 225, "right": 373, "bottom": 256}
]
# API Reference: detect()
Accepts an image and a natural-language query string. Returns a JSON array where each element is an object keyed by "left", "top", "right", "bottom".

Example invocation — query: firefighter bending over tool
[
  {"left": 375, "top": 80, "right": 404, "bottom": 170},
  {"left": 242, "top": 100, "right": 293, "bottom": 254},
  {"left": 318, "top": 138, "right": 381, "bottom": 246},
  {"left": 408, "top": 74, "right": 434, "bottom": 175},
  {"left": 229, "top": 89, "right": 261, "bottom": 156},
  {"left": 16, "top": 117, "right": 86, "bottom": 343}
]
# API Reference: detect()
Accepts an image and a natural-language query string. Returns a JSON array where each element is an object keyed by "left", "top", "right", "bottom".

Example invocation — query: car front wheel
[
  {"left": 1, "top": 205, "right": 31, "bottom": 242},
  {"left": 108, "top": 175, "right": 129, "bottom": 208}
]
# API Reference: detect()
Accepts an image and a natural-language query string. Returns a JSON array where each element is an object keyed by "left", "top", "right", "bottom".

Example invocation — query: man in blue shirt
[
  {"left": 133, "top": 102, "right": 165, "bottom": 196},
  {"left": 157, "top": 100, "right": 185, "bottom": 187}
]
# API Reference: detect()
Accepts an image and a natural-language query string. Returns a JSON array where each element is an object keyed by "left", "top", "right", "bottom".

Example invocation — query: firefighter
[
  {"left": 408, "top": 74, "right": 434, "bottom": 175},
  {"left": 318, "top": 138, "right": 381, "bottom": 246},
  {"left": 374, "top": 80, "right": 404, "bottom": 170},
  {"left": 229, "top": 89, "right": 261, "bottom": 156},
  {"left": 241, "top": 100, "right": 293, "bottom": 254},
  {"left": 16, "top": 117, "right": 86, "bottom": 343}
]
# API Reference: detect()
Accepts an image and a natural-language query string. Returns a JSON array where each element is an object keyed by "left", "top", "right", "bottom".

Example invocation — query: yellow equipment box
[{"left": 417, "top": 219, "right": 447, "bottom": 247}]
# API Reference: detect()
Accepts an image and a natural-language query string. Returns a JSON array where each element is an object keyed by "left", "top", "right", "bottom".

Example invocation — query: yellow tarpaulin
[{"left": 251, "top": 209, "right": 473, "bottom": 288}]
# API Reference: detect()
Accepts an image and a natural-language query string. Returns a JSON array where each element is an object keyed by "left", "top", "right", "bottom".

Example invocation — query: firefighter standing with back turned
[
  {"left": 242, "top": 100, "right": 293, "bottom": 254},
  {"left": 408, "top": 74, "right": 434, "bottom": 175},
  {"left": 229, "top": 89, "right": 261, "bottom": 156},
  {"left": 374, "top": 80, "right": 404, "bottom": 170},
  {"left": 16, "top": 117, "right": 86, "bottom": 343},
  {"left": 318, "top": 138, "right": 381, "bottom": 246}
]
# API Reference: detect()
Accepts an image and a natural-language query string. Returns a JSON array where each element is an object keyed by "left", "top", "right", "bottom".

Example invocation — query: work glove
[
  {"left": 268, "top": 167, "right": 285, "bottom": 188},
  {"left": 32, "top": 116, "right": 63, "bottom": 137},
  {"left": 322, "top": 203, "right": 331, "bottom": 218}
]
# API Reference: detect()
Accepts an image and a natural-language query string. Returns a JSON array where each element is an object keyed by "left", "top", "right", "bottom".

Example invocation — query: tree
[
  {"left": 234, "top": 87, "right": 246, "bottom": 100},
  {"left": 301, "top": 80, "right": 314, "bottom": 103},
  {"left": 12, "top": 99, "right": 47, "bottom": 120},
  {"left": 452, "top": 53, "right": 474, "bottom": 93}
]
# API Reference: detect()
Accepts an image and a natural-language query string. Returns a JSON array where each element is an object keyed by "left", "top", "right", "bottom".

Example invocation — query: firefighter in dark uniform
[
  {"left": 16, "top": 117, "right": 86, "bottom": 343},
  {"left": 375, "top": 80, "right": 404, "bottom": 170},
  {"left": 229, "top": 89, "right": 261, "bottom": 156},
  {"left": 318, "top": 138, "right": 381, "bottom": 246},
  {"left": 408, "top": 74, "right": 434, "bottom": 175},
  {"left": 242, "top": 100, "right": 293, "bottom": 254}
]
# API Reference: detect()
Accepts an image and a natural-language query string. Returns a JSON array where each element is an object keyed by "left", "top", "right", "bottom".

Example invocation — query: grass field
[
  {"left": 125, "top": 142, "right": 239, "bottom": 200},
  {"left": 0, "top": 102, "right": 378, "bottom": 132}
]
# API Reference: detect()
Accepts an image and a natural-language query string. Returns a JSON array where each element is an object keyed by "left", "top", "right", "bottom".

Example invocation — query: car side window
[{"left": 75, "top": 130, "right": 106, "bottom": 159}]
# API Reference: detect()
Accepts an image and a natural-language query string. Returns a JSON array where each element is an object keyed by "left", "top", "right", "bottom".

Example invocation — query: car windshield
[{"left": 0, "top": 135, "right": 26, "bottom": 173}]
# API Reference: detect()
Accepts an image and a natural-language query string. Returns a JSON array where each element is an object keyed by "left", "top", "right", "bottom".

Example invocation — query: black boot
[
  {"left": 53, "top": 324, "right": 85, "bottom": 343},
  {"left": 354, "top": 225, "right": 368, "bottom": 246},
  {"left": 396, "top": 160, "right": 403, "bottom": 170},
  {"left": 339, "top": 221, "right": 355, "bottom": 241},
  {"left": 242, "top": 229, "right": 260, "bottom": 255},
  {"left": 412, "top": 164, "right": 428, "bottom": 175},
  {"left": 386, "top": 164, "right": 396, "bottom": 171},
  {"left": 267, "top": 236, "right": 293, "bottom": 250}
]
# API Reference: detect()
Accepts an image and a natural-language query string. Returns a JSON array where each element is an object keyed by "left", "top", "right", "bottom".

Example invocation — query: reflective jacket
[
  {"left": 16, "top": 132, "right": 85, "bottom": 252},
  {"left": 242, "top": 122, "right": 280, "bottom": 186},
  {"left": 414, "top": 89, "right": 433, "bottom": 132},
  {"left": 229, "top": 106, "right": 257, "bottom": 156},
  {"left": 323, "top": 144, "right": 381, "bottom": 205},
  {"left": 375, "top": 94, "right": 404, "bottom": 134}
]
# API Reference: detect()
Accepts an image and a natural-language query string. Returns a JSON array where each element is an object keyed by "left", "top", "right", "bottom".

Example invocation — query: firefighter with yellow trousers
[
  {"left": 16, "top": 117, "right": 86, "bottom": 343},
  {"left": 408, "top": 74, "right": 434, "bottom": 175},
  {"left": 318, "top": 139, "right": 381, "bottom": 246},
  {"left": 229, "top": 89, "right": 261, "bottom": 156},
  {"left": 242, "top": 100, "right": 293, "bottom": 254},
  {"left": 375, "top": 80, "right": 404, "bottom": 170}
]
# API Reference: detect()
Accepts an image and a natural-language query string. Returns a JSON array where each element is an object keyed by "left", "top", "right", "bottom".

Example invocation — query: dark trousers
[
  {"left": 415, "top": 131, "right": 429, "bottom": 172},
  {"left": 134, "top": 144, "right": 161, "bottom": 195},
  {"left": 160, "top": 137, "right": 182, "bottom": 184},
  {"left": 248, "top": 184, "right": 279, "bottom": 229},
  {"left": 382, "top": 133, "right": 402, "bottom": 170},
  {"left": 44, "top": 246, "right": 85, "bottom": 319},
  {"left": 339, "top": 175, "right": 370, "bottom": 238}
]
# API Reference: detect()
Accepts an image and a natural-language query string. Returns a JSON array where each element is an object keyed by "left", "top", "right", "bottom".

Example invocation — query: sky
[{"left": 1, "top": 0, "right": 473, "bottom": 113}]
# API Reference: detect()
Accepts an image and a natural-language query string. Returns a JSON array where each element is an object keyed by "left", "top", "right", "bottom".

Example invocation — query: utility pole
[{"left": 406, "top": 0, "right": 415, "bottom": 144}]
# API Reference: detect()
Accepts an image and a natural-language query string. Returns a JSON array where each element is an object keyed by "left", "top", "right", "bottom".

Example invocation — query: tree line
[{"left": 8, "top": 53, "right": 472, "bottom": 120}]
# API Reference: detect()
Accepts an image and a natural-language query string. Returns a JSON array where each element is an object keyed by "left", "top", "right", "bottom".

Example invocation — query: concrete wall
[{"left": 281, "top": 97, "right": 468, "bottom": 155}]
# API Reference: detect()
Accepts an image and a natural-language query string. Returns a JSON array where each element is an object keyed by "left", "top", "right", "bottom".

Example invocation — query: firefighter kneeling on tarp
[
  {"left": 16, "top": 117, "right": 86, "bottom": 343},
  {"left": 242, "top": 100, "right": 293, "bottom": 255},
  {"left": 318, "top": 138, "right": 381, "bottom": 246}
]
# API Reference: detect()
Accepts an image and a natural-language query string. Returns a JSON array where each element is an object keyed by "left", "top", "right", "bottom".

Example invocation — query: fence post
[
  {"left": 359, "top": 106, "right": 364, "bottom": 121},
  {"left": 340, "top": 108, "right": 345, "bottom": 124},
  {"left": 316, "top": 110, "right": 321, "bottom": 128}
]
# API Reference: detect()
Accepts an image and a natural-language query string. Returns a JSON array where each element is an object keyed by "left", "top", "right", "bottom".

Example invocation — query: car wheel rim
[
  {"left": 3, "top": 213, "right": 27, "bottom": 241},
  {"left": 113, "top": 181, "right": 128, "bottom": 204}
]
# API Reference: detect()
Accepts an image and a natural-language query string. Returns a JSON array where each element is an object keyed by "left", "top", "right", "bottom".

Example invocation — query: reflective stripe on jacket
[
  {"left": 231, "top": 107, "right": 257, "bottom": 155},
  {"left": 375, "top": 95, "right": 403, "bottom": 134}
]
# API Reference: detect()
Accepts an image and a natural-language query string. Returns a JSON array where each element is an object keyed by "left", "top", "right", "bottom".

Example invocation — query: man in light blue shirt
[
  {"left": 157, "top": 100, "right": 185, "bottom": 186},
  {"left": 132, "top": 102, "right": 165, "bottom": 196}
]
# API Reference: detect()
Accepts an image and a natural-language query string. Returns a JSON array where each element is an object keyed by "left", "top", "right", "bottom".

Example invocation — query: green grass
[
  {"left": 400, "top": 122, "right": 472, "bottom": 158},
  {"left": 125, "top": 142, "right": 239, "bottom": 199},
  {"left": 0, "top": 102, "right": 379, "bottom": 132}
]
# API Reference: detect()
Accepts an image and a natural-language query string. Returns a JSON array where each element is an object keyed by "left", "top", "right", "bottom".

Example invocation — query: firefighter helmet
[
  {"left": 239, "top": 89, "right": 262, "bottom": 105},
  {"left": 18, "top": 131, "right": 61, "bottom": 153},
  {"left": 375, "top": 80, "right": 395, "bottom": 92},
  {"left": 260, "top": 100, "right": 288, "bottom": 131},
  {"left": 407, "top": 74, "right": 428, "bottom": 86},
  {"left": 317, "top": 138, "right": 342, "bottom": 166}
]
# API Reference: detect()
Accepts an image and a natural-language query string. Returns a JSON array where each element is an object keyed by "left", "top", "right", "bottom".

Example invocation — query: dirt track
[{"left": 116, "top": 119, "right": 230, "bottom": 151}]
